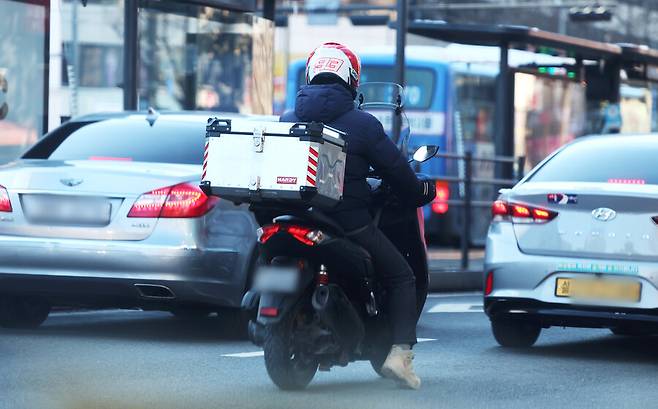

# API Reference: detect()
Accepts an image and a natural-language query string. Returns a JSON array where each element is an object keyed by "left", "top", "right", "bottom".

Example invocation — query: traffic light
[{"left": 569, "top": 6, "right": 612, "bottom": 22}]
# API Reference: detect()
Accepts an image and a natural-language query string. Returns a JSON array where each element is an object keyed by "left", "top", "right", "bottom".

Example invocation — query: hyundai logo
[
  {"left": 60, "top": 178, "right": 83, "bottom": 187},
  {"left": 592, "top": 207, "right": 617, "bottom": 222}
]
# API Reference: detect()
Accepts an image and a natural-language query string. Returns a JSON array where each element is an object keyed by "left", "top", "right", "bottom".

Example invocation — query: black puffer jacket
[{"left": 281, "top": 83, "right": 428, "bottom": 231}]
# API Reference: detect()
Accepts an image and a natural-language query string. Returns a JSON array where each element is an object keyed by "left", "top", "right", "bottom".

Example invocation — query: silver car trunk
[
  {"left": 0, "top": 160, "right": 200, "bottom": 240},
  {"left": 510, "top": 182, "right": 658, "bottom": 261}
]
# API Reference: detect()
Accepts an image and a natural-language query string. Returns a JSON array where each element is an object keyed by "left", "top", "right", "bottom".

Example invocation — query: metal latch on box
[
  {"left": 253, "top": 128, "right": 265, "bottom": 153},
  {"left": 249, "top": 175, "right": 261, "bottom": 191}
]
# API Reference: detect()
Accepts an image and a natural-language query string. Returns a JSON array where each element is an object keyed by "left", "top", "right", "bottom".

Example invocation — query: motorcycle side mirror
[{"left": 411, "top": 145, "right": 439, "bottom": 163}]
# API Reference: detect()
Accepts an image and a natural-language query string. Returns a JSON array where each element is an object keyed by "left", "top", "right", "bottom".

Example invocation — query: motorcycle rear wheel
[{"left": 263, "top": 304, "right": 318, "bottom": 390}]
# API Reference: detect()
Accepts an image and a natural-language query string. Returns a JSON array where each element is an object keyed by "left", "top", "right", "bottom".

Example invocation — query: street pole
[
  {"left": 495, "top": 44, "right": 513, "bottom": 180},
  {"left": 263, "top": 0, "right": 275, "bottom": 21},
  {"left": 393, "top": 0, "right": 408, "bottom": 144},
  {"left": 123, "top": 0, "right": 139, "bottom": 110}
]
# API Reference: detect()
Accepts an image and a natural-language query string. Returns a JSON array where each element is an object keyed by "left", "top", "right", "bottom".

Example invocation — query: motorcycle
[{"left": 241, "top": 83, "right": 438, "bottom": 390}]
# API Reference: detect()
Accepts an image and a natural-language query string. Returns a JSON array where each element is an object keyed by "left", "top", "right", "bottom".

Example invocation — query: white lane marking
[
  {"left": 222, "top": 351, "right": 264, "bottom": 358},
  {"left": 417, "top": 338, "right": 437, "bottom": 343},
  {"left": 428, "top": 302, "right": 483, "bottom": 313},
  {"left": 50, "top": 309, "right": 138, "bottom": 317}
]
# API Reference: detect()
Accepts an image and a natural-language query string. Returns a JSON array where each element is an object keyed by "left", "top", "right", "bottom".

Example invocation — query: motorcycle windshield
[{"left": 357, "top": 82, "right": 411, "bottom": 153}]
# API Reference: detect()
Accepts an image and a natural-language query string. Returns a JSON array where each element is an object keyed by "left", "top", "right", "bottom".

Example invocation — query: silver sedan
[
  {"left": 0, "top": 111, "right": 266, "bottom": 329},
  {"left": 485, "top": 134, "right": 658, "bottom": 347}
]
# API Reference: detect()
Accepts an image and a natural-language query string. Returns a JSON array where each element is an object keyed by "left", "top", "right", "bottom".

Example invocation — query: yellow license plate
[{"left": 555, "top": 278, "right": 641, "bottom": 302}]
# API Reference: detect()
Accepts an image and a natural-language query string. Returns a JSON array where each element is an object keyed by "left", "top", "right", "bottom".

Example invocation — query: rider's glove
[{"left": 416, "top": 179, "right": 436, "bottom": 207}]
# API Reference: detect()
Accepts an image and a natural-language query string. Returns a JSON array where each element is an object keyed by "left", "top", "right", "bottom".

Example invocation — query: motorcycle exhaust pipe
[{"left": 312, "top": 284, "right": 365, "bottom": 354}]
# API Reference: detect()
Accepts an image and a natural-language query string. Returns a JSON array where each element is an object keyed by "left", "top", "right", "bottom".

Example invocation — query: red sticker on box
[{"left": 276, "top": 176, "right": 298, "bottom": 185}]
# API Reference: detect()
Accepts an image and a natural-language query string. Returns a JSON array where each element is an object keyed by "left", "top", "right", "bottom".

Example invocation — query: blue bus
[{"left": 285, "top": 46, "right": 499, "bottom": 244}]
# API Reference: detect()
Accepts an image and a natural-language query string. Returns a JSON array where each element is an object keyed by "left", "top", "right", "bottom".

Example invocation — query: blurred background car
[
  {"left": 0, "top": 110, "right": 272, "bottom": 330},
  {"left": 484, "top": 134, "right": 658, "bottom": 347}
]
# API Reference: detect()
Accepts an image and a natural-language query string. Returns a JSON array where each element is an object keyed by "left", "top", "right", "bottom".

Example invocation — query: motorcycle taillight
[
  {"left": 257, "top": 224, "right": 281, "bottom": 243},
  {"left": 257, "top": 224, "right": 327, "bottom": 246}
]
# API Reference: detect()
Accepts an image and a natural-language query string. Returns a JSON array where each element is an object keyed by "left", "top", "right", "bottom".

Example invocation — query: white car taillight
[{"left": 491, "top": 200, "right": 557, "bottom": 224}]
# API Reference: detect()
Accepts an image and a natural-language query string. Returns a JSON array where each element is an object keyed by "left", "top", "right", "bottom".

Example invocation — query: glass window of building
[
  {"left": 514, "top": 72, "right": 587, "bottom": 172},
  {"left": 55, "top": 0, "right": 125, "bottom": 122},
  {"left": 0, "top": 0, "right": 48, "bottom": 164},
  {"left": 138, "top": 2, "right": 273, "bottom": 114}
]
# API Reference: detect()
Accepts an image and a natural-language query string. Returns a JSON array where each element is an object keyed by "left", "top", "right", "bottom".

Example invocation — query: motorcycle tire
[{"left": 263, "top": 304, "right": 318, "bottom": 390}]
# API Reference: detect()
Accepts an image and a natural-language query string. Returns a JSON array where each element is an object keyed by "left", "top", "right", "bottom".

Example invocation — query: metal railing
[{"left": 422, "top": 152, "right": 526, "bottom": 271}]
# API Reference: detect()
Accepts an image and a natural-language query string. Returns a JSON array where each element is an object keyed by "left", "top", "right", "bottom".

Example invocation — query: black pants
[{"left": 349, "top": 224, "right": 418, "bottom": 346}]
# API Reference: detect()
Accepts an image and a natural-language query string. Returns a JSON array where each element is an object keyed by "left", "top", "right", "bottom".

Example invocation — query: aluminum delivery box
[{"left": 201, "top": 118, "right": 347, "bottom": 207}]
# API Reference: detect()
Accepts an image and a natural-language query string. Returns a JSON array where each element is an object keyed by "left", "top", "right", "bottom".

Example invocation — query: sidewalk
[{"left": 427, "top": 248, "right": 484, "bottom": 292}]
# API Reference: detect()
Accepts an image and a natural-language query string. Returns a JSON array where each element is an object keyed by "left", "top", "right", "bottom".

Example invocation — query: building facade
[{"left": 0, "top": 0, "right": 273, "bottom": 164}]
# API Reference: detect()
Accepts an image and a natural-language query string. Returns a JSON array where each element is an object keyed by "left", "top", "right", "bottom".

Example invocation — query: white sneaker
[{"left": 381, "top": 345, "right": 421, "bottom": 390}]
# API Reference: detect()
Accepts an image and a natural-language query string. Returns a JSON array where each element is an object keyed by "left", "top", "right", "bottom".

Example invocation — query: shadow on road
[
  {"left": 498, "top": 333, "right": 658, "bottom": 365},
  {"left": 0, "top": 311, "right": 246, "bottom": 344},
  {"left": 290, "top": 379, "right": 390, "bottom": 394}
]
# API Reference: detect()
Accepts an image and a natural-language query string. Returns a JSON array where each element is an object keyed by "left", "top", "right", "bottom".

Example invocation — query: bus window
[
  {"left": 296, "top": 65, "right": 436, "bottom": 110},
  {"left": 454, "top": 73, "right": 496, "bottom": 143}
]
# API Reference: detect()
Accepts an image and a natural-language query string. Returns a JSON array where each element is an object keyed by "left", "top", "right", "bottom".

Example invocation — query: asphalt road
[{"left": 2, "top": 293, "right": 658, "bottom": 409}]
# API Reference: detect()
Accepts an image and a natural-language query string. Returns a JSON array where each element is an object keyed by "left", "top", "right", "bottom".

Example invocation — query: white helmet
[{"left": 305, "top": 42, "right": 361, "bottom": 92}]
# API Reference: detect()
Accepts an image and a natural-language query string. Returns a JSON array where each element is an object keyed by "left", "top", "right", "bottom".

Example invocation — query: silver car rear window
[{"left": 43, "top": 119, "right": 204, "bottom": 165}]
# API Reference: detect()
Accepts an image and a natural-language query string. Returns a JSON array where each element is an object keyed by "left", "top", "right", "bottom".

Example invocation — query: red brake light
[
  {"left": 532, "top": 208, "right": 551, "bottom": 220},
  {"left": 0, "top": 185, "right": 11, "bottom": 213},
  {"left": 492, "top": 200, "right": 557, "bottom": 223},
  {"left": 258, "top": 224, "right": 281, "bottom": 243},
  {"left": 287, "top": 225, "right": 315, "bottom": 246},
  {"left": 259, "top": 307, "right": 279, "bottom": 317},
  {"left": 608, "top": 178, "right": 645, "bottom": 185},
  {"left": 160, "top": 183, "right": 218, "bottom": 218},
  {"left": 512, "top": 205, "right": 531, "bottom": 218},
  {"left": 484, "top": 271, "right": 494, "bottom": 296},
  {"left": 491, "top": 200, "right": 508, "bottom": 217},
  {"left": 128, "top": 183, "right": 217, "bottom": 218},
  {"left": 431, "top": 181, "right": 449, "bottom": 214},
  {"left": 128, "top": 187, "right": 171, "bottom": 218},
  {"left": 257, "top": 224, "right": 321, "bottom": 246}
]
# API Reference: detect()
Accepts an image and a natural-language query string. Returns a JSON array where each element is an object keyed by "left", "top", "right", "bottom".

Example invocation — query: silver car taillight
[
  {"left": 128, "top": 182, "right": 218, "bottom": 218},
  {"left": 0, "top": 185, "right": 11, "bottom": 212}
]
